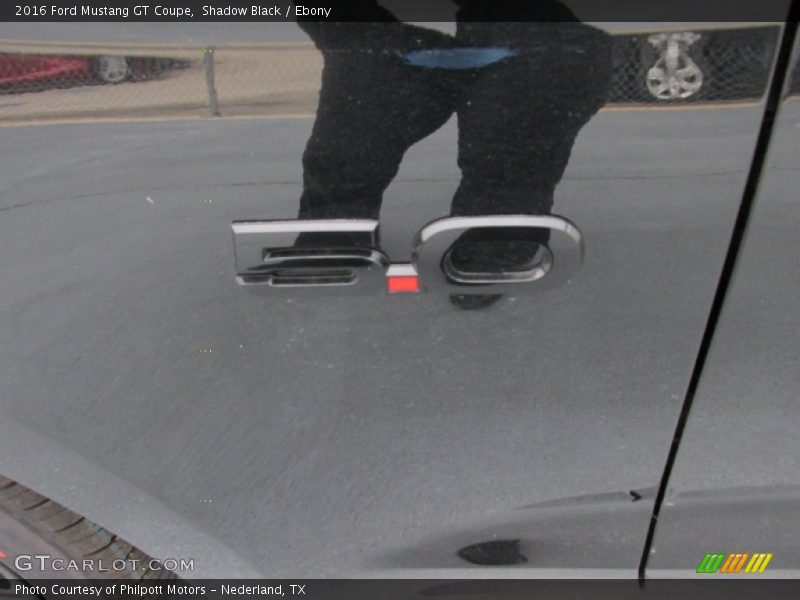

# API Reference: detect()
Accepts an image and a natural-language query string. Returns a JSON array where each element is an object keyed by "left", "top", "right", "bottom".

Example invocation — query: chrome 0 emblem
[
  {"left": 231, "top": 215, "right": 584, "bottom": 296},
  {"left": 646, "top": 32, "right": 704, "bottom": 100}
]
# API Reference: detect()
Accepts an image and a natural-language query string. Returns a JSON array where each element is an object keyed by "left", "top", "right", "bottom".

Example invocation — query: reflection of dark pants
[{"left": 297, "top": 20, "right": 612, "bottom": 225}]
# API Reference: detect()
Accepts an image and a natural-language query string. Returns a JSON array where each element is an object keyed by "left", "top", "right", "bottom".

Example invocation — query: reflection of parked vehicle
[
  {"left": 609, "top": 25, "right": 781, "bottom": 103},
  {"left": 90, "top": 55, "right": 131, "bottom": 83},
  {"left": 0, "top": 53, "right": 191, "bottom": 92}
]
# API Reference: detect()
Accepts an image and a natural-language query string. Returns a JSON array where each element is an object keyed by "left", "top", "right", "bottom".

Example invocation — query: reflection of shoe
[
  {"left": 253, "top": 226, "right": 386, "bottom": 289},
  {"left": 449, "top": 294, "right": 503, "bottom": 310},
  {"left": 445, "top": 227, "right": 550, "bottom": 310},
  {"left": 293, "top": 230, "right": 378, "bottom": 249},
  {"left": 446, "top": 226, "right": 549, "bottom": 275},
  {"left": 447, "top": 239, "right": 544, "bottom": 275}
]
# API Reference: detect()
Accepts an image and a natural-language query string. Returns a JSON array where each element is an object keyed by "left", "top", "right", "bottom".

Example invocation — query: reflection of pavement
[{"left": 0, "top": 44, "right": 322, "bottom": 122}]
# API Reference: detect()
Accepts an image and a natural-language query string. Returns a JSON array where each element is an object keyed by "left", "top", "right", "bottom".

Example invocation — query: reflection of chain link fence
[
  {"left": 0, "top": 25, "right": 789, "bottom": 123},
  {"left": 0, "top": 43, "right": 323, "bottom": 121},
  {"left": 610, "top": 26, "right": 780, "bottom": 104}
]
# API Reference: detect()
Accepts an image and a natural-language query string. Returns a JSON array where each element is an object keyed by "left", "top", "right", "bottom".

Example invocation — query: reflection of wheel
[
  {"left": 91, "top": 55, "right": 130, "bottom": 83},
  {"left": 645, "top": 32, "right": 704, "bottom": 101}
]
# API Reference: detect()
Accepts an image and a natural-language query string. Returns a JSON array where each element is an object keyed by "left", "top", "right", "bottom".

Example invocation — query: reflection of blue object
[{"left": 401, "top": 48, "right": 517, "bottom": 70}]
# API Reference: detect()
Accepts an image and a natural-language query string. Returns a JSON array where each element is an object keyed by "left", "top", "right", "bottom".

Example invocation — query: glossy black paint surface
[
  {"left": 0, "top": 12, "right": 794, "bottom": 578},
  {"left": 649, "top": 31, "right": 800, "bottom": 576}
]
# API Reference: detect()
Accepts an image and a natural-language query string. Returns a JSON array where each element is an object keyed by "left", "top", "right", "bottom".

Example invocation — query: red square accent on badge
[{"left": 387, "top": 276, "right": 420, "bottom": 293}]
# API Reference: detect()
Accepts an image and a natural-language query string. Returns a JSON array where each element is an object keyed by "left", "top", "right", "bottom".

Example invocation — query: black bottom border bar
[{"left": 4, "top": 579, "right": 800, "bottom": 600}]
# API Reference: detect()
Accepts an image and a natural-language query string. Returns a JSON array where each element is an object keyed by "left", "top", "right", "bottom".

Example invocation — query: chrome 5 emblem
[{"left": 231, "top": 215, "right": 583, "bottom": 296}]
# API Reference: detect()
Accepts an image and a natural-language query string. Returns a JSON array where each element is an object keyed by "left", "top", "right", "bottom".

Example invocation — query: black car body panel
[{"left": 0, "top": 6, "right": 797, "bottom": 580}]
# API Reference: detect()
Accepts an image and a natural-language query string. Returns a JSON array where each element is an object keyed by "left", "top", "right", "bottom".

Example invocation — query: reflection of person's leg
[
  {"left": 298, "top": 20, "right": 458, "bottom": 236},
  {"left": 447, "top": 18, "right": 611, "bottom": 308},
  {"left": 449, "top": 21, "right": 612, "bottom": 270},
  {"left": 453, "top": 21, "right": 611, "bottom": 217}
]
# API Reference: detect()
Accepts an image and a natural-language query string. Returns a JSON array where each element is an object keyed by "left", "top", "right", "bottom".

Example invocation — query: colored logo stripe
[
  {"left": 697, "top": 552, "right": 773, "bottom": 574},
  {"left": 719, "top": 553, "right": 749, "bottom": 573},
  {"left": 697, "top": 553, "right": 726, "bottom": 573},
  {"left": 744, "top": 553, "right": 773, "bottom": 573}
]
